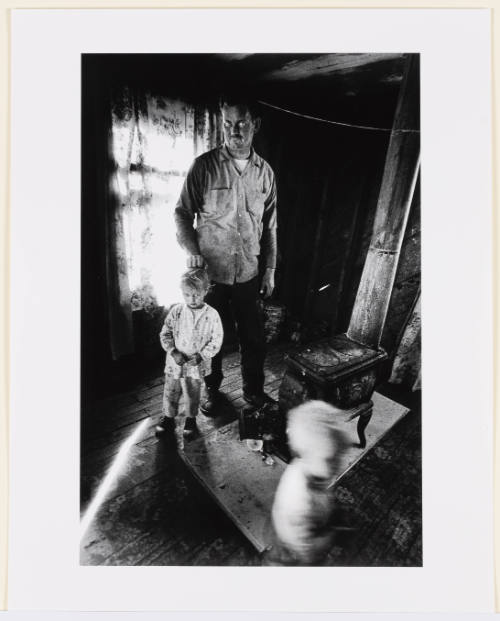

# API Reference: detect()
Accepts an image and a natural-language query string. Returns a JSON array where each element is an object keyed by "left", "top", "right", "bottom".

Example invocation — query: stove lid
[{"left": 286, "top": 334, "right": 387, "bottom": 381}]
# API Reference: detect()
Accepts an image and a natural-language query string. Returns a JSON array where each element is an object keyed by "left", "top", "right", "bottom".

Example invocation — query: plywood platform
[{"left": 181, "top": 391, "right": 409, "bottom": 552}]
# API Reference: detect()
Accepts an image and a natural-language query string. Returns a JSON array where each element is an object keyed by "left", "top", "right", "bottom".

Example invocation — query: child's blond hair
[{"left": 180, "top": 267, "right": 210, "bottom": 292}]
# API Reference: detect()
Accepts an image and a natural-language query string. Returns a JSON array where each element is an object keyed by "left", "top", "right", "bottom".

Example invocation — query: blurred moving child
[
  {"left": 156, "top": 268, "right": 223, "bottom": 439},
  {"left": 268, "top": 400, "right": 350, "bottom": 565}
]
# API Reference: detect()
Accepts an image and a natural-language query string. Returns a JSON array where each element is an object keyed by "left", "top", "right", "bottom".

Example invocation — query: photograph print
[{"left": 80, "top": 52, "right": 421, "bottom": 567}]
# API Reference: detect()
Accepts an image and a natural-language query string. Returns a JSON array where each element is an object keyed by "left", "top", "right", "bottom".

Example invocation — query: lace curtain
[{"left": 108, "top": 88, "right": 221, "bottom": 358}]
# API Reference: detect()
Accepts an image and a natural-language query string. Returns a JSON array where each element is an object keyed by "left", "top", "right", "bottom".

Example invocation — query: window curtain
[{"left": 107, "top": 87, "right": 221, "bottom": 359}]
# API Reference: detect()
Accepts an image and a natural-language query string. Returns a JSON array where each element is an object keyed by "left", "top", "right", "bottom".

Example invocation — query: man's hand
[
  {"left": 185, "top": 353, "right": 202, "bottom": 367},
  {"left": 187, "top": 254, "right": 204, "bottom": 268},
  {"left": 171, "top": 349, "right": 187, "bottom": 366},
  {"left": 260, "top": 268, "right": 275, "bottom": 298}
]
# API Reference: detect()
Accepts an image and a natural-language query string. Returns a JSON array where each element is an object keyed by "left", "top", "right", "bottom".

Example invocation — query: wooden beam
[
  {"left": 262, "top": 53, "right": 405, "bottom": 82},
  {"left": 348, "top": 55, "right": 420, "bottom": 348}
]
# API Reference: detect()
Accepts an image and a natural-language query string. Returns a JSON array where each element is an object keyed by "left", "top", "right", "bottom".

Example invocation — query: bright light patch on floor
[{"left": 80, "top": 418, "right": 150, "bottom": 541}]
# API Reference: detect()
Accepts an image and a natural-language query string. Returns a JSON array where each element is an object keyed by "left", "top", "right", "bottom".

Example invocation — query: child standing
[{"left": 156, "top": 268, "right": 223, "bottom": 439}]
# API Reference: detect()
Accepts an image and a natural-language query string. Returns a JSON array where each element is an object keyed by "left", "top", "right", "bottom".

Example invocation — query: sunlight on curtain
[{"left": 110, "top": 89, "right": 220, "bottom": 316}]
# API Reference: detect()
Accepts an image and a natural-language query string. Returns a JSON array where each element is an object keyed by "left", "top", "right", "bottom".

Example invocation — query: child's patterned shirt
[{"left": 159, "top": 302, "right": 223, "bottom": 379}]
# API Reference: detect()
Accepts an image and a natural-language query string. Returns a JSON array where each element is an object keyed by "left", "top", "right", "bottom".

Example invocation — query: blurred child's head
[
  {"left": 180, "top": 268, "right": 210, "bottom": 309},
  {"left": 287, "top": 400, "right": 349, "bottom": 486}
]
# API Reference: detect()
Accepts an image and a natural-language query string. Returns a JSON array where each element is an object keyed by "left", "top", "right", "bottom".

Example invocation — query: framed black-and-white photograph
[{"left": 7, "top": 6, "right": 494, "bottom": 613}]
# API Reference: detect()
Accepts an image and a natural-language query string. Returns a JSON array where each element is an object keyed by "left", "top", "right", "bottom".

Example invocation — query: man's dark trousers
[{"left": 204, "top": 276, "right": 265, "bottom": 396}]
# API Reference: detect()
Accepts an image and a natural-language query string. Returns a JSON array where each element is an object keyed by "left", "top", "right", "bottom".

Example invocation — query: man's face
[{"left": 222, "top": 104, "right": 260, "bottom": 155}]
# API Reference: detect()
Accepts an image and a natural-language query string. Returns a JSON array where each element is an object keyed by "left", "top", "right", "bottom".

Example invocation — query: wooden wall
[
  {"left": 256, "top": 100, "right": 420, "bottom": 381},
  {"left": 256, "top": 105, "right": 397, "bottom": 337},
  {"left": 382, "top": 176, "right": 421, "bottom": 357}
]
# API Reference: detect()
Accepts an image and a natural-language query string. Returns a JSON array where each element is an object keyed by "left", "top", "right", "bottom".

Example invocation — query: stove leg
[{"left": 357, "top": 404, "right": 373, "bottom": 449}]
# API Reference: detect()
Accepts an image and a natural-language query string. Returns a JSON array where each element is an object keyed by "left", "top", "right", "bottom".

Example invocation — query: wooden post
[{"left": 347, "top": 55, "right": 420, "bottom": 348}]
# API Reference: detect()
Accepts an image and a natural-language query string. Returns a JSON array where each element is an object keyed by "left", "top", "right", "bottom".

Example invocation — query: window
[{"left": 110, "top": 89, "right": 220, "bottom": 311}]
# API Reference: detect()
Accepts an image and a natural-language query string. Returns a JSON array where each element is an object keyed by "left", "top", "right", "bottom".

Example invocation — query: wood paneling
[
  {"left": 257, "top": 104, "right": 394, "bottom": 335},
  {"left": 381, "top": 177, "right": 421, "bottom": 358}
]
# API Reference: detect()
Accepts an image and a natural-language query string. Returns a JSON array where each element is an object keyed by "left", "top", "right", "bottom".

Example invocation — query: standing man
[{"left": 174, "top": 94, "right": 277, "bottom": 414}]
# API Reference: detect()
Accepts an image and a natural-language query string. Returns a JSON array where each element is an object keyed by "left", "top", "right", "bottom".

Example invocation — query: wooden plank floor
[{"left": 80, "top": 345, "right": 422, "bottom": 566}]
